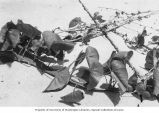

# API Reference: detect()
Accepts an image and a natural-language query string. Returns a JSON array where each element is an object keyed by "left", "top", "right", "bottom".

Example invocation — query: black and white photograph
[{"left": 0, "top": 0, "right": 159, "bottom": 110}]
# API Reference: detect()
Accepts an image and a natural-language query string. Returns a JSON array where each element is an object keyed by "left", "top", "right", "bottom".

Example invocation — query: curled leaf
[
  {"left": 43, "top": 67, "right": 70, "bottom": 92},
  {"left": 111, "top": 59, "right": 133, "bottom": 92},
  {"left": 74, "top": 51, "right": 86, "bottom": 68},
  {"left": 60, "top": 90, "right": 84, "bottom": 103},
  {"left": 70, "top": 76, "right": 87, "bottom": 87}
]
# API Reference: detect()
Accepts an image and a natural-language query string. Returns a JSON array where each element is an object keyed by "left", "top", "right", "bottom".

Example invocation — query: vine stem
[{"left": 78, "top": 0, "right": 141, "bottom": 78}]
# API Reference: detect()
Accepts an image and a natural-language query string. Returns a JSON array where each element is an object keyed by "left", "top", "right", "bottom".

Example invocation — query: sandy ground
[{"left": 0, "top": 0, "right": 159, "bottom": 107}]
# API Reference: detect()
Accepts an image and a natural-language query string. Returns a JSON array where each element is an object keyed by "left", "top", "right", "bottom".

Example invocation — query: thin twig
[{"left": 78, "top": 0, "right": 141, "bottom": 78}]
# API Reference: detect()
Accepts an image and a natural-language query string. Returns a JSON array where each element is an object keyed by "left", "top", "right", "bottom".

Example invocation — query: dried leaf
[
  {"left": 43, "top": 67, "right": 70, "bottom": 92},
  {"left": 60, "top": 90, "right": 84, "bottom": 103},
  {"left": 74, "top": 51, "right": 86, "bottom": 68}
]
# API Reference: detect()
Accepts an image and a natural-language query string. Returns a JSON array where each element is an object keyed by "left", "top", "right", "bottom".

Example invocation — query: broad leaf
[
  {"left": 111, "top": 59, "right": 133, "bottom": 93},
  {"left": 60, "top": 90, "right": 84, "bottom": 103},
  {"left": 43, "top": 67, "right": 70, "bottom": 92},
  {"left": 85, "top": 46, "right": 103, "bottom": 90}
]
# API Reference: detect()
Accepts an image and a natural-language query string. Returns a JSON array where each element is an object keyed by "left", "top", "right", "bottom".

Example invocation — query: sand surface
[{"left": 0, "top": 0, "right": 159, "bottom": 107}]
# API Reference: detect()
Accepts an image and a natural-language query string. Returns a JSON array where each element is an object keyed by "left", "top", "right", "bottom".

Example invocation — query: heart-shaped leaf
[
  {"left": 43, "top": 67, "right": 70, "bottom": 92},
  {"left": 74, "top": 51, "right": 86, "bottom": 68},
  {"left": 60, "top": 90, "right": 84, "bottom": 103}
]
